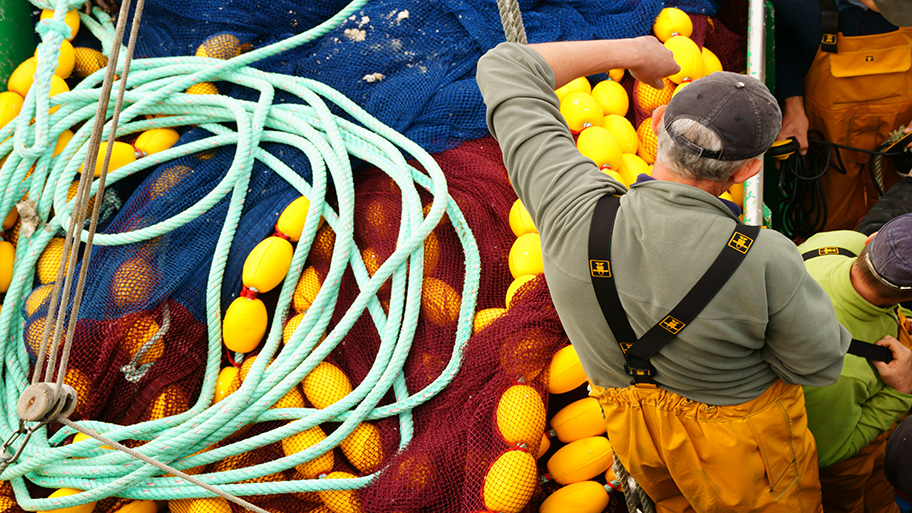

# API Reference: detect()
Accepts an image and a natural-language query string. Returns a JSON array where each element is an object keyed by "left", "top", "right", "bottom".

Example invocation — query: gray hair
[{"left": 655, "top": 117, "right": 756, "bottom": 181}]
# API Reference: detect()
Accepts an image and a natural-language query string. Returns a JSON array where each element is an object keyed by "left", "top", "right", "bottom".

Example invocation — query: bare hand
[
  {"left": 777, "top": 96, "right": 809, "bottom": 156},
  {"left": 873, "top": 336, "right": 912, "bottom": 394},
  {"left": 627, "top": 36, "right": 680, "bottom": 90}
]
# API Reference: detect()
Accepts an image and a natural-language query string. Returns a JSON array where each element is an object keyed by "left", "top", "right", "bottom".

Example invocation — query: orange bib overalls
[{"left": 804, "top": 27, "right": 912, "bottom": 231}]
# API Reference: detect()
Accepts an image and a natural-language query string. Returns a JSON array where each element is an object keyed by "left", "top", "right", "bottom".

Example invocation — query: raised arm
[{"left": 528, "top": 37, "right": 679, "bottom": 90}]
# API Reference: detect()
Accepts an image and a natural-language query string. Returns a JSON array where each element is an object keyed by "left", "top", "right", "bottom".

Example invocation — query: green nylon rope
[{"left": 0, "top": 0, "right": 481, "bottom": 508}]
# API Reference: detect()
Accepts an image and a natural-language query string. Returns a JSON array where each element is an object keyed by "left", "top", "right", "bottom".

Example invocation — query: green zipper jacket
[
  {"left": 799, "top": 230, "right": 912, "bottom": 467},
  {"left": 477, "top": 42, "right": 849, "bottom": 406}
]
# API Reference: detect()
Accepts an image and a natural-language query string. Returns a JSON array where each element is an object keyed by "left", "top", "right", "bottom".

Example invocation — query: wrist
[{"left": 784, "top": 96, "right": 805, "bottom": 114}]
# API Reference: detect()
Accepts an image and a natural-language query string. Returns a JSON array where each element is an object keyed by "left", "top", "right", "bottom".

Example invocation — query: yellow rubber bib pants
[
  {"left": 804, "top": 28, "right": 912, "bottom": 231},
  {"left": 590, "top": 379, "right": 823, "bottom": 513}
]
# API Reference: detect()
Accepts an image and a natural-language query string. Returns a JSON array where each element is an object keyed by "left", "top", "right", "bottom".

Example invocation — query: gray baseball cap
[
  {"left": 873, "top": 0, "right": 912, "bottom": 27},
  {"left": 866, "top": 213, "right": 912, "bottom": 290},
  {"left": 664, "top": 71, "right": 781, "bottom": 161}
]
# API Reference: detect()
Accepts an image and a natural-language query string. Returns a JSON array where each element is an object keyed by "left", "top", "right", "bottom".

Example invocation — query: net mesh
[{"left": 0, "top": 0, "right": 748, "bottom": 511}]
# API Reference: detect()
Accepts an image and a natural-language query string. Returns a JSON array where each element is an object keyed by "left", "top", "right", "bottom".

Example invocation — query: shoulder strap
[
  {"left": 847, "top": 339, "right": 893, "bottom": 362},
  {"left": 801, "top": 246, "right": 856, "bottom": 260},
  {"left": 588, "top": 194, "right": 760, "bottom": 382},
  {"left": 819, "top": 0, "right": 839, "bottom": 53}
]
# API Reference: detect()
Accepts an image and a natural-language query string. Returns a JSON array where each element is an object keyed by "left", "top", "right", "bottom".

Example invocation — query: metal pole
[{"left": 744, "top": 0, "right": 767, "bottom": 226}]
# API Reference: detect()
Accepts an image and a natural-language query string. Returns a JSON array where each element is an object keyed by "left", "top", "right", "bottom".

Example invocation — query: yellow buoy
[
  {"left": 48, "top": 75, "right": 70, "bottom": 115},
  {"left": 0, "top": 91, "right": 24, "bottom": 130},
  {"left": 111, "top": 257, "right": 158, "bottom": 309},
  {"left": 196, "top": 32, "right": 245, "bottom": 60},
  {"left": 54, "top": 129, "right": 75, "bottom": 157},
  {"left": 303, "top": 361, "right": 353, "bottom": 409},
  {"left": 608, "top": 68, "right": 625, "bottom": 82},
  {"left": 242, "top": 235, "right": 294, "bottom": 293},
  {"left": 619, "top": 153, "right": 651, "bottom": 183},
  {"left": 550, "top": 397, "right": 607, "bottom": 443},
  {"left": 546, "top": 436, "right": 614, "bottom": 485},
  {"left": 214, "top": 366, "right": 239, "bottom": 403},
  {"left": 547, "top": 344, "right": 587, "bottom": 395},
  {"left": 276, "top": 195, "right": 316, "bottom": 241},
  {"left": 148, "top": 385, "right": 189, "bottom": 420},
  {"left": 186, "top": 82, "right": 219, "bottom": 95},
  {"left": 537, "top": 432, "right": 551, "bottom": 459},
  {"left": 636, "top": 118, "right": 658, "bottom": 164},
  {"left": 601, "top": 114, "right": 638, "bottom": 155},
  {"left": 8, "top": 57, "right": 37, "bottom": 97},
  {"left": 576, "top": 126, "right": 623, "bottom": 172},
  {"left": 283, "top": 311, "right": 305, "bottom": 344},
  {"left": 508, "top": 232, "right": 543, "bottom": 279},
  {"left": 554, "top": 76, "right": 591, "bottom": 102},
  {"left": 473, "top": 307, "right": 507, "bottom": 334},
  {"left": 340, "top": 422, "right": 384, "bottom": 473},
  {"left": 72, "top": 47, "right": 108, "bottom": 79},
  {"left": 37, "top": 237, "right": 66, "bottom": 285},
  {"left": 664, "top": 36, "right": 704, "bottom": 84},
  {"left": 702, "top": 47, "right": 724, "bottom": 75},
  {"left": 482, "top": 450, "right": 538, "bottom": 513},
  {"left": 133, "top": 128, "right": 180, "bottom": 156},
  {"left": 495, "top": 384, "right": 546, "bottom": 448},
  {"left": 168, "top": 497, "right": 233, "bottom": 513},
  {"left": 506, "top": 274, "right": 537, "bottom": 309},
  {"left": 281, "top": 426, "right": 334, "bottom": 478},
  {"left": 0, "top": 241, "right": 14, "bottom": 293},
  {"left": 508, "top": 199, "right": 536, "bottom": 237},
  {"left": 273, "top": 385, "right": 306, "bottom": 409},
  {"left": 653, "top": 7, "right": 693, "bottom": 42},
  {"left": 25, "top": 283, "right": 54, "bottom": 317},
  {"left": 120, "top": 316, "right": 164, "bottom": 365},
  {"left": 633, "top": 78, "right": 675, "bottom": 114},
  {"left": 293, "top": 265, "right": 322, "bottom": 312},
  {"left": 318, "top": 471, "right": 364, "bottom": 513},
  {"left": 539, "top": 481, "right": 612, "bottom": 513},
  {"left": 420, "top": 277, "right": 461, "bottom": 327},
  {"left": 36, "top": 488, "right": 95, "bottom": 513},
  {"left": 590, "top": 79, "right": 629, "bottom": 117},
  {"left": 602, "top": 168, "right": 628, "bottom": 188},
  {"left": 222, "top": 296, "right": 268, "bottom": 353},
  {"left": 2, "top": 204, "right": 18, "bottom": 230},
  {"left": 79, "top": 141, "right": 137, "bottom": 177},
  {"left": 40, "top": 10, "right": 81, "bottom": 41},
  {"left": 560, "top": 92, "right": 603, "bottom": 133}
]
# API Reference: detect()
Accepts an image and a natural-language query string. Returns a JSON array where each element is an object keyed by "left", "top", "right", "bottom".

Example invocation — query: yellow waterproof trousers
[
  {"left": 804, "top": 28, "right": 912, "bottom": 231},
  {"left": 590, "top": 380, "right": 823, "bottom": 513},
  {"left": 818, "top": 431, "right": 897, "bottom": 513}
]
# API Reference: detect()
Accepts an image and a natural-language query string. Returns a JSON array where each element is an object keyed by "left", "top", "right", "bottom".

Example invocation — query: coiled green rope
[{"left": 0, "top": 0, "right": 480, "bottom": 509}]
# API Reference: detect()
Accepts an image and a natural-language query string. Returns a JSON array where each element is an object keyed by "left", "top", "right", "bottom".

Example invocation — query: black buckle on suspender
[{"left": 619, "top": 343, "right": 657, "bottom": 383}]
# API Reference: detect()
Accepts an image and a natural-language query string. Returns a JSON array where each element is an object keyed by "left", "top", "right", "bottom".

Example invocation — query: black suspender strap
[
  {"left": 802, "top": 246, "right": 856, "bottom": 260},
  {"left": 819, "top": 0, "right": 839, "bottom": 53},
  {"left": 800, "top": 245, "right": 892, "bottom": 362},
  {"left": 847, "top": 339, "right": 893, "bottom": 362},
  {"left": 588, "top": 194, "right": 760, "bottom": 383}
]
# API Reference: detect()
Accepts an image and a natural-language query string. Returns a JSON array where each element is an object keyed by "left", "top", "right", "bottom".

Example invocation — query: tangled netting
[{"left": 0, "top": 0, "right": 746, "bottom": 511}]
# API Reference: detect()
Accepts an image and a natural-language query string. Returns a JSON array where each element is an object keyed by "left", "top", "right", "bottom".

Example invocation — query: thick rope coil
[{"left": 0, "top": 0, "right": 482, "bottom": 509}]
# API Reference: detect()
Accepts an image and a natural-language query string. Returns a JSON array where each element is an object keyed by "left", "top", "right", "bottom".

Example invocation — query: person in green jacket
[{"left": 799, "top": 214, "right": 912, "bottom": 513}]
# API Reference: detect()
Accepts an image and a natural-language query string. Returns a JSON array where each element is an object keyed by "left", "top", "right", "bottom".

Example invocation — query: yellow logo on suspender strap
[
  {"left": 728, "top": 232, "right": 754, "bottom": 254},
  {"left": 660, "top": 316, "right": 685, "bottom": 334},
  {"left": 590, "top": 259, "right": 611, "bottom": 278}
]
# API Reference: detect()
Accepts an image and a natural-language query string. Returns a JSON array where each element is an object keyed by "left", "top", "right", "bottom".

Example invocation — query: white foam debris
[
  {"left": 397, "top": 10, "right": 409, "bottom": 23},
  {"left": 344, "top": 28, "right": 367, "bottom": 41},
  {"left": 363, "top": 73, "right": 386, "bottom": 83},
  {"left": 358, "top": 16, "right": 370, "bottom": 28}
]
